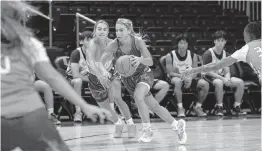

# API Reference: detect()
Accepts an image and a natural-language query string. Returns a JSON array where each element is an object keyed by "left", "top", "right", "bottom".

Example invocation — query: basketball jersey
[
  {"left": 171, "top": 50, "right": 193, "bottom": 74},
  {"left": 66, "top": 47, "right": 90, "bottom": 76},
  {"left": 209, "top": 48, "right": 227, "bottom": 76},
  {"left": 1, "top": 37, "right": 49, "bottom": 118},
  {"left": 113, "top": 36, "right": 149, "bottom": 76},
  {"left": 231, "top": 39, "right": 261, "bottom": 78}
]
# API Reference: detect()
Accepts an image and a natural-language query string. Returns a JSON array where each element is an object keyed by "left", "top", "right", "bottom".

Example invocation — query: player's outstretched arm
[
  {"left": 183, "top": 56, "right": 237, "bottom": 78},
  {"left": 30, "top": 38, "right": 110, "bottom": 123},
  {"left": 98, "top": 41, "right": 118, "bottom": 88},
  {"left": 100, "top": 41, "right": 117, "bottom": 75},
  {"left": 35, "top": 61, "right": 111, "bottom": 123}
]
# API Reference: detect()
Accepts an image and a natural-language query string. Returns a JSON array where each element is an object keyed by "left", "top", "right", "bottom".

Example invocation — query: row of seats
[
  {"left": 51, "top": 54, "right": 260, "bottom": 118},
  {"left": 54, "top": 12, "right": 248, "bottom": 29},
  {"left": 148, "top": 39, "right": 245, "bottom": 57},
  {"left": 52, "top": 2, "right": 223, "bottom": 15}
]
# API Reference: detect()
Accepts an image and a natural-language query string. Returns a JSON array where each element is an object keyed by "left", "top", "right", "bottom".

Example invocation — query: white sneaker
[
  {"left": 127, "top": 124, "right": 137, "bottom": 138},
  {"left": 74, "top": 112, "right": 83, "bottom": 122},
  {"left": 174, "top": 119, "right": 187, "bottom": 144},
  {"left": 138, "top": 127, "right": 153, "bottom": 143},
  {"left": 48, "top": 113, "right": 61, "bottom": 125},
  {"left": 113, "top": 124, "right": 124, "bottom": 138},
  {"left": 177, "top": 108, "right": 186, "bottom": 117}
]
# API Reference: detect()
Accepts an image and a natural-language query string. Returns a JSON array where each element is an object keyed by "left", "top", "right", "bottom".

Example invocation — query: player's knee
[
  {"left": 42, "top": 82, "right": 52, "bottom": 93},
  {"left": 148, "top": 102, "right": 161, "bottom": 113},
  {"left": 171, "top": 77, "right": 182, "bottom": 86},
  {"left": 133, "top": 92, "right": 145, "bottom": 103},
  {"left": 72, "top": 78, "right": 83, "bottom": 88},
  {"left": 213, "top": 79, "right": 224, "bottom": 90},
  {"left": 163, "top": 81, "right": 170, "bottom": 91},
  {"left": 159, "top": 81, "right": 170, "bottom": 91},
  {"left": 197, "top": 79, "right": 209, "bottom": 91},
  {"left": 232, "top": 78, "right": 244, "bottom": 88}
]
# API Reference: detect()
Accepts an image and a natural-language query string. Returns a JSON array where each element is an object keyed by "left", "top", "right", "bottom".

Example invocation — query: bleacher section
[
  {"left": 50, "top": 1, "right": 249, "bottom": 56},
  {"left": 30, "top": 1, "right": 260, "bottom": 118}
]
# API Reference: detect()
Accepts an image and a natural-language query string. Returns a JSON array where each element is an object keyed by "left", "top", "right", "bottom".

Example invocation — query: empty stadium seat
[
  {"left": 150, "top": 46, "right": 171, "bottom": 56},
  {"left": 186, "top": 27, "right": 204, "bottom": 43},
  {"left": 69, "top": 6, "right": 89, "bottom": 14},
  {"left": 197, "top": 15, "right": 214, "bottom": 27},
  {"left": 194, "top": 40, "right": 213, "bottom": 54},
  {"left": 163, "top": 27, "right": 185, "bottom": 40},
  {"left": 215, "top": 15, "right": 233, "bottom": 27}
]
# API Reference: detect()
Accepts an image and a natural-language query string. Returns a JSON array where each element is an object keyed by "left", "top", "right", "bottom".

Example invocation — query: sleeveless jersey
[
  {"left": 113, "top": 36, "right": 150, "bottom": 76},
  {"left": 1, "top": 37, "right": 48, "bottom": 118},
  {"left": 171, "top": 50, "right": 193, "bottom": 74},
  {"left": 66, "top": 47, "right": 90, "bottom": 76},
  {"left": 209, "top": 48, "right": 227, "bottom": 76},
  {"left": 231, "top": 39, "right": 261, "bottom": 78}
]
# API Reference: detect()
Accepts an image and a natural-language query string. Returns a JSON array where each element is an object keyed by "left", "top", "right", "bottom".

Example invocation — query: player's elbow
[{"left": 147, "top": 57, "right": 153, "bottom": 66}]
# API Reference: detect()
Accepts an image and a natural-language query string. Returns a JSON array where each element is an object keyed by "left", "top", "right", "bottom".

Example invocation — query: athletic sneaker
[
  {"left": 48, "top": 113, "right": 61, "bottom": 125},
  {"left": 138, "top": 127, "right": 153, "bottom": 143},
  {"left": 232, "top": 106, "right": 247, "bottom": 115},
  {"left": 74, "top": 112, "right": 83, "bottom": 122},
  {"left": 193, "top": 106, "right": 207, "bottom": 116},
  {"left": 177, "top": 108, "right": 185, "bottom": 117},
  {"left": 173, "top": 119, "right": 187, "bottom": 144},
  {"left": 127, "top": 124, "right": 137, "bottom": 138},
  {"left": 214, "top": 106, "right": 224, "bottom": 116},
  {"left": 113, "top": 124, "right": 124, "bottom": 138}
]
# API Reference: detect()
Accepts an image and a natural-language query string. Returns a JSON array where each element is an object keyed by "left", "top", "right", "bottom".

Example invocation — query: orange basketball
[{"left": 115, "top": 55, "right": 137, "bottom": 77}]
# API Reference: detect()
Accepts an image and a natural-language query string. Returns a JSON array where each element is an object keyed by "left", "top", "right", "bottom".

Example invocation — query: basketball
[{"left": 115, "top": 55, "right": 136, "bottom": 77}]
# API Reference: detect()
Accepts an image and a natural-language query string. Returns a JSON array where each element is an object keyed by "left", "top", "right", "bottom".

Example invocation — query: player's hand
[
  {"left": 130, "top": 55, "right": 142, "bottom": 68},
  {"left": 181, "top": 69, "right": 194, "bottom": 81},
  {"left": 81, "top": 104, "right": 111, "bottom": 124},
  {"left": 183, "top": 77, "right": 192, "bottom": 89},
  {"left": 222, "top": 78, "right": 232, "bottom": 87},
  {"left": 99, "top": 75, "right": 111, "bottom": 89}
]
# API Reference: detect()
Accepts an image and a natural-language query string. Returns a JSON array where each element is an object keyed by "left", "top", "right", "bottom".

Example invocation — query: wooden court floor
[{"left": 57, "top": 115, "right": 261, "bottom": 151}]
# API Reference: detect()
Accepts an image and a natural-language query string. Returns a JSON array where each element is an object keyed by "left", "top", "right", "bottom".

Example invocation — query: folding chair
[{"left": 54, "top": 56, "right": 74, "bottom": 120}]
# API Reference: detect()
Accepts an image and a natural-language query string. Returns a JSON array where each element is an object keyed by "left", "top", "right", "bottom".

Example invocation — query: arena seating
[{"left": 29, "top": 1, "right": 260, "bottom": 118}]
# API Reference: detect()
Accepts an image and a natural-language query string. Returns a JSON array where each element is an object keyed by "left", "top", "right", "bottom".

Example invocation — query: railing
[
  {"left": 24, "top": 2, "right": 53, "bottom": 47},
  {"left": 76, "top": 13, "right": 96, "bottom": 48},
  {"left": 218, "top": 0, "right": 261, "bottom": 21}
]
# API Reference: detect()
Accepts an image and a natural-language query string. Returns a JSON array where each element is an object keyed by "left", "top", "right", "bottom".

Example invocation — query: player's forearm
[
  {"left": 168, "top": 72, "right": 182, "bottom": 78},
  {"left": 224, "top": 72, "right": 231, "bottom": 80},
  {"left": 79, "top": 74, "right": 89, "bottom": 82},
  {"left": 35, "top": 63, "right": 88, "bottom": 108},
  {"left": 205, "top": 72, "right": 225, "bottom": 80},
  {"left": 191, "top": 57, "right": 236, "bottom": 75},
  {"left": 90, "top": 61, "right": 104, "bottom": 77},
  {"left": 141, "top": 57, "right": 153, "bottom": 66}
]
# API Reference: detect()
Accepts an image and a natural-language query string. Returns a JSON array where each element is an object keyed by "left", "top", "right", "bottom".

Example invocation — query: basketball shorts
[
  {"left": 88, "top": 73, "right": 109, "bottom": 102},
  {"left": 169, "top": 76, "right": 201, "bottom": 90},
  {"left": 203, "top": 75, "right": 236, "bottom": 90},
  {"left": 121, "top": 68, "right": 154, "bottom": 97},
  {"left": 1, "top": 107, "right": 70, "bottom": 151}
]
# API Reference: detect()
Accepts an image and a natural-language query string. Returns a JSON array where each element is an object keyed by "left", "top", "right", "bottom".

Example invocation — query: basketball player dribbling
[
  {"left": 99, "top": 18, "right": 187, "bottom": 144},
  {"left": 84, "top": 20, "right": 137, "bottom": 138},
  {"left": 182, "top": 21, "right": 261, "bottom": 82},
  {"left": 1, "top": 2, "right": 110, "bottom": 151}
]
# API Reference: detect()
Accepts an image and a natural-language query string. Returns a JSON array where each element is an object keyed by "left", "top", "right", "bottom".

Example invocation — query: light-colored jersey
[
  {"left": 171, "top": 50, "right": 193, "bottom": 74},
  {"left": 66, "top": 47, "right": 90, "bottom": 76},
  {"left": 1, "top": 37, "right": 49, "bottom": 118},
  {"left": 231, "top": 39, "right": 261, "bottom": 78},
  {"left": 209, "top": 48, "right": 227, "bottom": 76}
]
